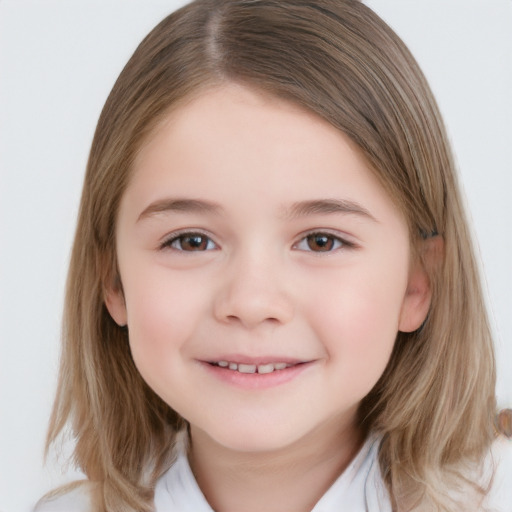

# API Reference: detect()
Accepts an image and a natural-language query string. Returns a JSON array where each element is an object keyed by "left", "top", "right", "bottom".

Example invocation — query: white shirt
[
  {"left": 154, "top": 434, "right": 390, "bottom": 512},
  {"left": 34, "top": 435, "right": 512, "bottom": 512}
]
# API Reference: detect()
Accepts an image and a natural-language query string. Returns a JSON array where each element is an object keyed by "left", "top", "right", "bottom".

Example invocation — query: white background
[{"left": 0, "top": 1, "right": 511, "bottom": 511}]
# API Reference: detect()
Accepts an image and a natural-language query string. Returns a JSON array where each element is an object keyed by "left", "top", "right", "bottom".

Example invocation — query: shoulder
[
  {"left": 483, "top": 436, "right": 512, "bottom": 511},
  {"left": 33, "top": 485, "right": 91, "bottom": 512}
]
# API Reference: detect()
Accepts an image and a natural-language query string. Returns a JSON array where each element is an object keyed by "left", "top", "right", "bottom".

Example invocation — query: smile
[
  {"left": 202, "top": 358, "right": 313, "bottom": 389},
  {"left": 210, "top": 361, "right": 293, "bottom": 374}
]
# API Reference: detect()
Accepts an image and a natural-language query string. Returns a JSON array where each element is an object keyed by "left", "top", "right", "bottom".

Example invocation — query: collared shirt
[
  {"left": 154, "top": 434, "right": 391, "bottom": 512},
  {"left": 34, "top": 434, "right": 512, "bottom": 512}
]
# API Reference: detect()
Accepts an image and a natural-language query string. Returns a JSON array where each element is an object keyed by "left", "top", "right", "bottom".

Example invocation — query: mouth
[
  {"left": 208, "top": 360, "right": 296, "bottom": 375},
  {"left": 202, "top": 357, "right": 313, "bottom": 389}
]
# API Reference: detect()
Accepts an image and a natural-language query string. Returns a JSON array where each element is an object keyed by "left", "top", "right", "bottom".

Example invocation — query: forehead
[
  {"left": 123, "top": 82, "right": 403, "bottom": 228},
  {"left": 135, "top": 82, "right": 349, "bottom": 163},
  {"left": 133, "top": 82, "right": 369, "bottom": 183}
]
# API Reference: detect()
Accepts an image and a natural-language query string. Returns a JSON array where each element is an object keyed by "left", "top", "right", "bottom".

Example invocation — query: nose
[{"left": 213, "top": 253, "right": 294, "bottom": 329}]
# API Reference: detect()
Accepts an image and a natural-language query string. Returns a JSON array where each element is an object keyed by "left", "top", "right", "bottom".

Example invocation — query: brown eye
[
  {"left": 293, "top": 232, "right": 350, "bottom": 253},
  {"left": 167, "top": 233, "right": 216, "bottom": 251},
  {"left": 293, "top": 231, "right": 355, "bottom": 253},
  {"left": 306, "top": 234, "right": 336, "bottom": 252}
]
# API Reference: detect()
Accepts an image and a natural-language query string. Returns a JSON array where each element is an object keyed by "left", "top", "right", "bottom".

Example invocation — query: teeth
[
  {"left": 214, "top": 361, "right": 292, "bottom": 374},
  {"left": 257, "top": 363, "right": 275, "bottom": 374},
  {"left": 238, "top": 364, "right": 257, "bottom": 374}
]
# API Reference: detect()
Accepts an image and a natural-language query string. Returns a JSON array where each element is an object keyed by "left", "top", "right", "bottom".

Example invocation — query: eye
[
  {"left": 294, "top": 232, "right": 351, "bottom": 252},
  {"left": 162, "top": 232, "right": 217, "bottom": 251}
]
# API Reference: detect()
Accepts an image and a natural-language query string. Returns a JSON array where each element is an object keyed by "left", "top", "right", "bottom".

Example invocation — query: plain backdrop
[{"left": 1, "top": 1, "right": 511, "bottom": 511}]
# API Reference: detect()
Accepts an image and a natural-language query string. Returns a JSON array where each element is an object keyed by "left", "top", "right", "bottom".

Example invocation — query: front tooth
[
  {"left": 229, "top": 362, "right": 238, "bottom": 370},
  {"left": 238, "top": 363, "right": 257, "bottom": 374},
  {"left": 218, "top": 361, "right": 229, "bottom": 367},
  {"left": 257, "top": 363, "right": 275, "bottom": 374},
  {"left": 274, "top": 363, "right": 288, "bottom": 370}
]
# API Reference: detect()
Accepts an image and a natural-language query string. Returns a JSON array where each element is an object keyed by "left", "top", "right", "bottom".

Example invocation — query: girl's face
[{"left": 106, "top": 83, "right": 431, "bottom": 453}]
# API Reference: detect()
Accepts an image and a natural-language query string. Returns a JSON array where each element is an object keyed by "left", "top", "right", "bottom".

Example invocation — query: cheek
[
  {"left": 319, "top": 288, "right": 398, "bottom": 358},
  {"left": 121, "top": 268, "right": 208, "bottom": 380},
  {"left": 305, "top": 255, "right": 409, "bottom": 382}
]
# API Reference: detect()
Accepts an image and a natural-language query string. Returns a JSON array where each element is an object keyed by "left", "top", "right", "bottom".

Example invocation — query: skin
[{"left": 106, "top": 83, "right": 432, "bottom": 512}]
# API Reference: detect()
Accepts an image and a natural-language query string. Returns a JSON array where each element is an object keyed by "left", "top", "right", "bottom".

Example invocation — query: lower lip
[{"left": 200, "top": 361, "right": 313, "bottom": 390}]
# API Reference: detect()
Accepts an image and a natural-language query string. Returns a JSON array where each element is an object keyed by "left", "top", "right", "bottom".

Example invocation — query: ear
[
  {"left": 398, "top": 236, "right": 443, "bottom": 333},
  {"left": 104, "top": 277, "right": 128, "bottom": 327}
]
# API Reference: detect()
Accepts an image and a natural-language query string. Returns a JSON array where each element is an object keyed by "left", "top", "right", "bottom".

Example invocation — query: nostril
[{"left": 213, "top": 284, "right": 294, "bottom": 328}]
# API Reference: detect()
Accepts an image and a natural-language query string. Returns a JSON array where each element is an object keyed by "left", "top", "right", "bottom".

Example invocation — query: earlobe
[
  {"left": 398, "top": 236, "right": 443, "bottom": 333},
  {"left": 104, "top": 280, "right": 128, "bottom": 327}
]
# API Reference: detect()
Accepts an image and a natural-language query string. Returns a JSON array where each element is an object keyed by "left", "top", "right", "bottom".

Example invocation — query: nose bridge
[{"left": 214, "top": 244, "right": 294, "bottom": 328}]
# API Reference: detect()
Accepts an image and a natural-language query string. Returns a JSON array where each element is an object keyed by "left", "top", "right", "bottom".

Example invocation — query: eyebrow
[
  {"left": 137, "top": 197, "right": 377, "bottom": 222},
  {"left": 137, "top": 198, "right": 222, "bottom": 222},
  {"left": 285, "top": 199, "right": 377, "bottom": 222}
]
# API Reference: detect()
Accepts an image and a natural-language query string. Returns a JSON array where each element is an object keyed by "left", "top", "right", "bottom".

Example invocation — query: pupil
[
  {"left": 308, "top": 234, "right": 333, "bottom": 251},
  {"left": 184, "top": 235, "right": 206, "bottom": 250}
]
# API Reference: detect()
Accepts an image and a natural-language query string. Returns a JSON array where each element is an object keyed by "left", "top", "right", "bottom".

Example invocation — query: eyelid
[
  {"left": 292, "top": 229, "right": 357, "bottom": 252},
  {"left": 159, "top": 228, "right": 219, "bottom": 251}
]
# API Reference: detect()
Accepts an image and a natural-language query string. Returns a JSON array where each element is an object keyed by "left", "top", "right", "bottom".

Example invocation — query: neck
[{"left": 188, "top": 418, "right": 363, "bottom": 512}]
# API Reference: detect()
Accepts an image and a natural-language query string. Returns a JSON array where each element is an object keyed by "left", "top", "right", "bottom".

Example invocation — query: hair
[{"left": 45, "top": 1, "right": 499, "bottom": 510}]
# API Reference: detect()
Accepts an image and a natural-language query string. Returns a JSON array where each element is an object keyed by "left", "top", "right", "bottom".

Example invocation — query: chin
[{"left": 199, "top": 416, "right": 308, "bottom": 454}]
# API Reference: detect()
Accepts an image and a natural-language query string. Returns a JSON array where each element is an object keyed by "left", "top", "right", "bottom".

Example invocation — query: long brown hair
[{"left": 46, "top": 1, "right": 497, "bottom": 510}]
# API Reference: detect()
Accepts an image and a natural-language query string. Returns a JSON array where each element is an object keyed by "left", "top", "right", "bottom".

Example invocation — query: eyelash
[
  {"left": 159, "top": 230, "right": 356, "bottom": 253},
  {"left": 293, "top": 231, "right": 355, "bottom": 253},
  {"left": 160, "top": 230, "right": 218, "bottom": 252}
]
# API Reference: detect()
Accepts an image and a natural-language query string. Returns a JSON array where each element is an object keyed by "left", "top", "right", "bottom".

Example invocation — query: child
[{"left": 37, "top": 1, "right": 511, "bottom": 511}]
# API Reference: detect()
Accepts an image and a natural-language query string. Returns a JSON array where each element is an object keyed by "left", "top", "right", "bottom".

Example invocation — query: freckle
[{"left": 495, "top": 408, "right": 512, "bottom": 438}]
